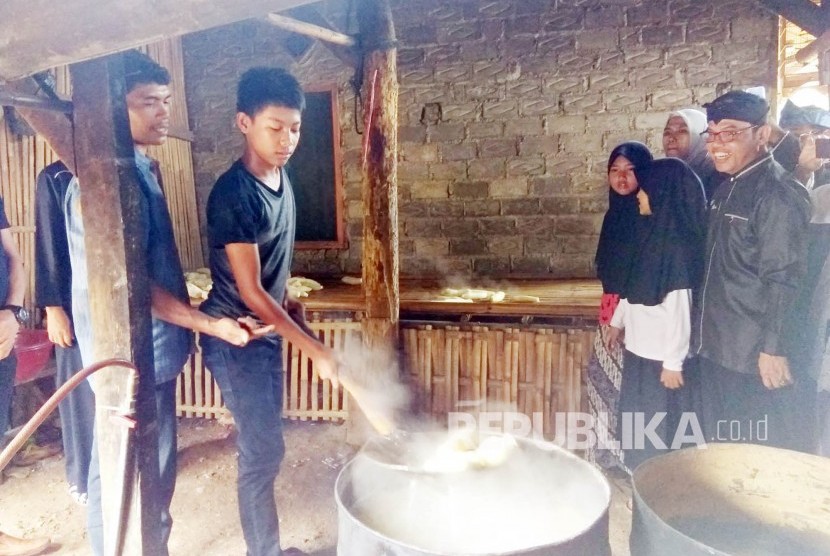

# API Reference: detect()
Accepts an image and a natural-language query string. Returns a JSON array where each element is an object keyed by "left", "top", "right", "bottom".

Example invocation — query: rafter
[{"left": 757, "top": 0, "right": 827, "bottom": 37}]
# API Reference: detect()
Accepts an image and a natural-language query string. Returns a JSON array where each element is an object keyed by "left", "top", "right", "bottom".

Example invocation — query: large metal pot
[
  {"left": 631, "top": 443, "right": 830, "bottom": 556},
  {"left": 335, "top": 435, "right": 610, "bottom": 555}
]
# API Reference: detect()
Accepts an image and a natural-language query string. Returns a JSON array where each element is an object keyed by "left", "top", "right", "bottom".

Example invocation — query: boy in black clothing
[{"left": 200, "top": 67, "right": 338, "bottom": 556}]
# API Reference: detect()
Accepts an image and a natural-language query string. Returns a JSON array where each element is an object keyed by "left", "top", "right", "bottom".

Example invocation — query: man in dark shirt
[
  {"left": 34, "top": 160, "right": 94, "bottom": 506},
  {"left": 697, "top": 91, "right": 811, "bottom": 449},
  {"left": 0, "top": 195, "right": 50, "bottom": 555},
  {"left": 200, "top": 67, "right": 338, "bottom": 556}
]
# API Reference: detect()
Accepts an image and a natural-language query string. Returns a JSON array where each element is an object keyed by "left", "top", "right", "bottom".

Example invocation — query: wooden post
[
  {"left": 353, "top": 0, "right": 399, "bottom": 440},
  {"left": 70, "top": 54, "right": 161, "bottom": 555}
]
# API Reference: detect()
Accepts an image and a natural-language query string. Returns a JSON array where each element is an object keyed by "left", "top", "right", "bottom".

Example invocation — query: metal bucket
[
  {"left": 631, "top": 443, "right": 830, "bottom": 556},
  {"left": 335, "top": 436, "right": 610, "bottom": 555}
]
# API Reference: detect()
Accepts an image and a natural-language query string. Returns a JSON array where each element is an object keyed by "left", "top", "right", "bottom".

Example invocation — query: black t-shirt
[
  {"left": 0, "top": 197, "right": 10, "bottom": 305},
  {"left": 201, "top": 160, "right": 296, "bottom": 322}
]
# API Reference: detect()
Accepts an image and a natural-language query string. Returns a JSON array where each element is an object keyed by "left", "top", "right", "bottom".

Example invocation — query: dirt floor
[{"left": 0, "top": 418, "right": 632, "bottom": 555}]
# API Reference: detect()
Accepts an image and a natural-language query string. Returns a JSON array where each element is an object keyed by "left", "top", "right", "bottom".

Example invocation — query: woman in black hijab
[
  {"left": 607, "top": 157, "right": 706, "bottom": 470},
  {"left": 585, "top": 142, "right": 653, "bottom": 474}
]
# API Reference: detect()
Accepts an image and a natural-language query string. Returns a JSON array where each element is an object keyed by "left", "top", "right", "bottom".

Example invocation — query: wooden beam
[
  {"left": 352, "top": 0, "right": 399, "bottom": 442},
  {"left": 266, "top": 13, "right": 355, "bottom": 47},
  {"left": 70, "top": 53, "right": 161, "bottom": 555},
  {"left": 3, "top": 78, "right": 76, "bottom": 172},
  {"left": 0, "top": 0, "right": 321, "bottom": 81},
  {"left": 757, "top": 0, "right": 827, "bottom": 37}
]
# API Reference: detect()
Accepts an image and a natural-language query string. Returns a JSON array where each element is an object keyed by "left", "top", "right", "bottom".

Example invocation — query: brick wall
[{"left": 182, "top": 0, "right": 777, "bottom": 279}]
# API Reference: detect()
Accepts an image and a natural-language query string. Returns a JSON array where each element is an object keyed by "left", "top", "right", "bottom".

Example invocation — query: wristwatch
[{"left": 1, "top": 304, "right": 29, "bottom": 324}]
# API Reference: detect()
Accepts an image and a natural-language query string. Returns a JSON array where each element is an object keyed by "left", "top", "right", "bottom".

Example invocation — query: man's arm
[
  {"left": 0, "top": 228, "right": 25, "bottom": 358},
  {"left": 224, "top": 242, "right": 337, "bottom": 383},
  {"left": 149, "top": 285, "right": 252, "bottom": 346},
  {"left": 755, "top": 184, "right": 811, "bottom": 387}
]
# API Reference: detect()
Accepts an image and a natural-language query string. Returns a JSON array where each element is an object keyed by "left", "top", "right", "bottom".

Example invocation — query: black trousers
[{"left": 699, "top": 356, "right": 805, "bottom": 450}]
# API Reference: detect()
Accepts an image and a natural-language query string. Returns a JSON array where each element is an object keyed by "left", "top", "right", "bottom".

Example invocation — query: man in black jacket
[{"left": 697, "top": 91, "right": 811, "bottom": 449}]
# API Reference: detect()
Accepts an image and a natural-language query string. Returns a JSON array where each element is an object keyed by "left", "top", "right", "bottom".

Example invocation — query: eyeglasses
[{"left": 700, "top": 125, "right": 759, "bottom": 144}]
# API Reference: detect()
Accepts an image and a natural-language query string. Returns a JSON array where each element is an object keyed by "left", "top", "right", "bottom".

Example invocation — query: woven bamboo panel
[
  {"left": 177, "top": 319, "right": 361, "bottom": 421},
  {"left": 144, "top": 38, "right": 204, "bottom": 271},
  {"left": 402, "top": 323, "right": 594, "bottom": 441}
]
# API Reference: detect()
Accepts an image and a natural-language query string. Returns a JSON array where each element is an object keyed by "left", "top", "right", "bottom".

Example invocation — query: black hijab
[
  {"left": 595, "top": 142, "right": 654, "bottom": 294},
  {"left": 621, "top": 157, "right": 707, "bottom": 306}
]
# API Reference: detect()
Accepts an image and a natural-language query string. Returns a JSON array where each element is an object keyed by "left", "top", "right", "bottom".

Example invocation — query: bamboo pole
[{"left": 266, "top": 13, "right": 356, "bottom": 47}]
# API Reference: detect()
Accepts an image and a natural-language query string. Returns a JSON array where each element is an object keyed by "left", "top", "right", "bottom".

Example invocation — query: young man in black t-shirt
[{"left": 200, "top": 67, "right": 338, "bottom": 556}]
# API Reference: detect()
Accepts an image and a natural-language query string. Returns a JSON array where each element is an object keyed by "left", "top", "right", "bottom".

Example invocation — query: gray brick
[
  {"left": 603, "top": 91, "right": 647, "bottom": 112},
  {"left": 543, "top": 8, "right": 584, "bottom": 31},
  {"left": 580, "top": 197, "right": 609, "bottom": 213},
  {"left": 650, "top": 89, "right": 694, "bottom": 111},
  {"left": 624, "top": 48, "right": 663, "bottom": 67},
  {"left": 532, "top": 175, "right": 572, "bottom": 197},
  {"left": 505, "top": 117, "right": 544, "bottom": 137},
  {"left": 685, "top": 65, "right": 728, "bottom": 87},
  {"left": 561, "top": 92, "right": 603, "bottom": 114},
  {"left": 520, "top": 97, "right": 560, "bottom": 117},
  {"left": 641, "top": 24, "right": 685, "bottom": 46},
  {"left": 503, "top": 36, "right": 537, "bottom": 58},
  {"left": 543, "top": 76, "right": 585, "bottom": 96},
  {"left": 547, "top": 156, "right": 587, "bottom": 176},
  {"left": 483, "top": 99, "right": 519, "bottom": 119},
  {"left": 400, "top": 200, "right": 430, "bottom": 218},
  {"left": 399, "top": 125, "right": 427, "bottom": 143},
  {"left": 507, "top": 79, "right": 543, "bottom": 98},
  {"left": 550, "top": 254, "right": 593, "bottom": 278},
  {"left": 626, "top": 1, "right": 668, "bottom": 24},
  {"left": 667, "top": 45, "right": 712, "bottom": 66},
  {"left": 511, "top": 256, "right": 552, "bottom": 274},
  {"left": 467, "top": 122, "right": 505, "bottom": 140},
  {"left": 562, "top": 235, "right": 599, "bottom": 254},
  {"left": 450, "top": 238, "right": 488, "bottom": 255},
  {"left": 424, "top": 45, "right": 462, "bottom": 65},
  {"left": 460, "top": 41, "right": 500, "bottom": 61},
  {"left": 400, "top": 67, "right": 434, "bottom": 85},
  {"left": 731, "top": 17, "right": 774, "bottom": 43},
  {"left": 464, "top": 200, "right": 502, "bottom": 217},
  {"left": 464, "top": 84, "right": 503, "bottom": 101},
  {"left": 411, "top": 181, "right": 449, "bottom": 199},
  {"left": 588, "top": 113, "right": 632, "bottom": 132},
  {"left": 507, "top": 157, "right": 546, "bottom": 177},
  {"left": 429, "top": 201, "right": 466, "bottom": 218},
  {"left": 473, "top": 257, "right": 511, "bottom": 276},
  {"left": 577, "top": 30, "right": 620, "bottom": 51},
  {"left": 537, "top": 34, "right": 576, "bottom": 57},
  {"left": 541, "top": 196, "right": 581, "bottom": 213},
  {"left": 482, "top": 19, "right": 506, "bottom": 41},
  {"left": 487, "top": 236, "right": 524, "bottom": 255},
  {"left": 561, "top": 132, "right": 603, "bottom": 154},
  {"left": 556, "top": 215, "right": 602, "bottom": 235},
  {"left": 479, "top": 0, "right": 513, "bottom": 17},
  {"left": 399, "top": 48, "right": 426, "bottom": 68},
  {"left": 438, "top": 22, "right": 482, "bottom": 44},
  {"left": 450, "top": 180, "right": 489, "bottom": 199},
  {"left": 434, "top": 65, "right": 473, "bottom": 83},
  {"left": 711, "top": 43, "right": 759, "bottom": 64},
  {"left": 479, "top": 139, "right": 518, "bottom": 158},
  {"left": 669, "top": 0, "right": 713, "bottom": 21},
  {"left": 429, "top": 124, "right": 465, "bottom": 142},
  {"left": 588, "top": 73, "right": 627, "bottom": 92},
  {"left": 597, "top": 50, "right": 626, "bottom": 71},
  {"left": 399, "top": 24, "right": 438, "bottom": 44},
  {"left": 406, "top": 218, "right": 445, "bottom": 238},
  {"left": 585, "top": 6, "right": 624, "bottom": 28},
  {"left": 557, "top": 52, "right": 598, "bottom": 73},
  {"left": 630, "top": 67, "right": 680, "bottom": 90},
  {"left": 468, "top": 158, "right": 507, "bottom": 179},
  {"left": 515, "top": 216, "right": 557, "bottom": 237},
  {"left": 399, "top": 160, "right": 431, "bottom": 179},
  {"left": 473, "top": 60, "right": 521, "bottom": 83},
  {"left": 519, "top": 135, "right": 559, "bottom": 156},
  {"left": 442, "top": 143, "right": 478, "bottom": 161},
  {"left": 507, "top": 14, "right": 544, "bottom": 35},
  {"left": 492, "top": 176, "right": 531, "bottom": 196},
  {"left": 525, "top": 237, "right": 562, "bottom": 254},
  {"left": 547, "top": 114, "right": 587, "bottom": 134},
  {"left": 500, "top": 197, "right": 543, "bottom": 216},
  {"left": 443, "top": 219, "right": 482, "bottom": 236},
  {"left": 403, "top": 143, "right": 439, "bottom": 162},
  {"left": 431, "top": 161, "right": 468, "bottom": 180},
  {"left": 480, "top": 218, "right": 517, "bottom": 235},
  {"left": 687, "top": 20, "right": 728, "bottom": 44}
]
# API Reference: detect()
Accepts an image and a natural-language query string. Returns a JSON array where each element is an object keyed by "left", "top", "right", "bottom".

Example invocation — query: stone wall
[{"left": 182, "top": 0, "right": 777, "bottom": 279}]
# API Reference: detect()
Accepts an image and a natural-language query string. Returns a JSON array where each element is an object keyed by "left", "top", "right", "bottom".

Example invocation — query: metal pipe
[{"left": 0, "top": 88, "right": 73, "bottom": 113}]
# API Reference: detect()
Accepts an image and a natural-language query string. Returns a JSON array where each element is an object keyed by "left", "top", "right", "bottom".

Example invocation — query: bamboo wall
[
  {"left": 0, "top": 38, "right": 203, "bottom": 330},
  {"left": 177, "top": 316, "right": 593, "bottom": 441}
]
